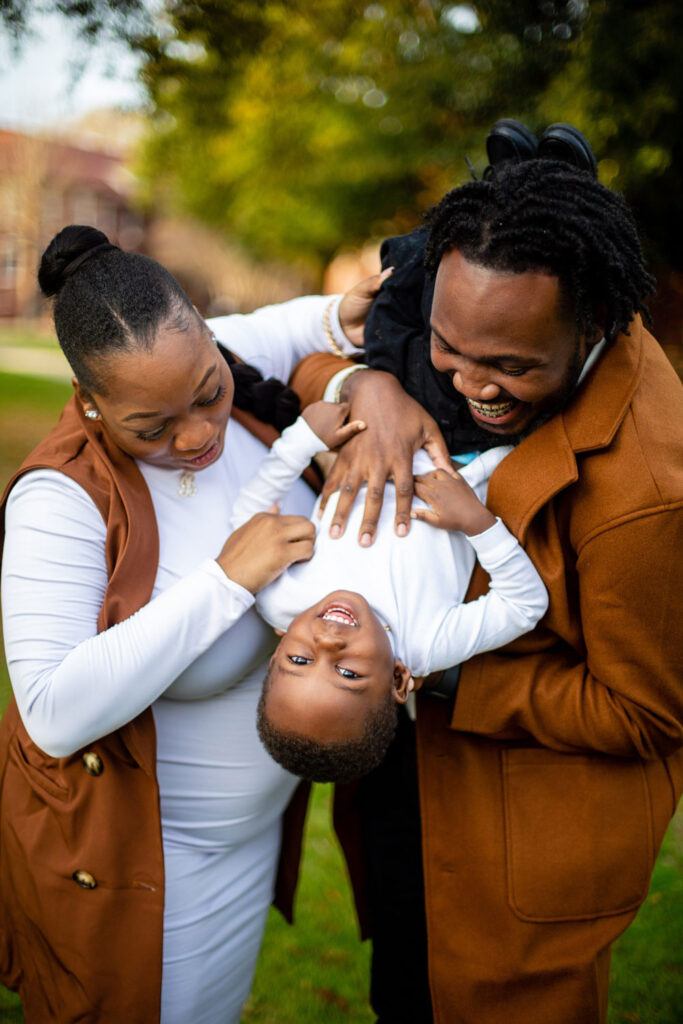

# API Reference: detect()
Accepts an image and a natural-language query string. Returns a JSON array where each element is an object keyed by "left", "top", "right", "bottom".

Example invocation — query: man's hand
[
  {"left": 302, "top": 401, "right": 366, "bottom": 450},
  {"left": 319, "top": 369, "right": 451, "bottom": 546},
  {"left": 338, "top": 267, "right": 393, "bottom": 347},
  {"left": 412, "top": 470, "right": 496, "bottom": 536}
]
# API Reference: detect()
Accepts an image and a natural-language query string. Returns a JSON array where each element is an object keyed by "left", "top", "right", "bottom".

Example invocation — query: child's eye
[
  {"left": 336, "top": 666, "right": 360, "bottom": 680},
  {"left": 288, "top": 654, "right": 312, "bottom": 666}
]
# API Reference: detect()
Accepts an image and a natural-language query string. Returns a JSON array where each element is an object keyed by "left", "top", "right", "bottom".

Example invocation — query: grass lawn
[{"left": 0, "top": 367, "right": 681, "bottom": 1022}]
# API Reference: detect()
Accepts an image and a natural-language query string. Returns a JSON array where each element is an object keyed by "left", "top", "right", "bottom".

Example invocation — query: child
[{"left": 231, "top": 402, "right": 547, "bottom": 783}]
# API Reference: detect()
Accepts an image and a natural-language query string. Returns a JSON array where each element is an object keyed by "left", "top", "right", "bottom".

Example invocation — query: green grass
[{"left": 0, "top": 368, "right": 681, "bottom": 1023}]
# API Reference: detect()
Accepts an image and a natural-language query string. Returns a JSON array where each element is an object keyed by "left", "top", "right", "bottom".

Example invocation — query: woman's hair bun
[{"left": 38, "top": 225, "right": 112, "bottom": 297}]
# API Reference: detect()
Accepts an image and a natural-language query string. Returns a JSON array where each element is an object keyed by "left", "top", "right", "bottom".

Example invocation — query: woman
[{"left": 0, "top": 225, "right": 366, "bottom": 1024}]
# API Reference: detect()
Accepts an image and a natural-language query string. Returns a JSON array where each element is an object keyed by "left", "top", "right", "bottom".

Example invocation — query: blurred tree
[
  {"left": 0, "top": 0, "right": 149, "bottom": 44},
  {"left": 4, "top": 1, "right": 681, "bottom": 278},
  {"left": 135, "top": 0, "right": 585, "bottom": 271}
]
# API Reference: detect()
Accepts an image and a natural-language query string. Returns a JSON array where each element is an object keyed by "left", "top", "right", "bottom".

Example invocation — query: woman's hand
[
  {"left": 412, "top": 470, "right": 496, "bottom": 536},
  {"left": 338, "top": 268, "right": 393, "bottom": 347},
  {"left": 302, "top": 400, "right": 366, "bottom": 450},
  {"left": 216, "top": 509, "right": 315, "bottom": 593},
  {"left": 319, "top": 370, "right": 452, "bottom": 546}
]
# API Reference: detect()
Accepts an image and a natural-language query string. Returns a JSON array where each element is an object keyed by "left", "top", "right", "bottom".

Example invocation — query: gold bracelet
[{"left": 323, "top": 298, "right": 347, "bottom": 358}]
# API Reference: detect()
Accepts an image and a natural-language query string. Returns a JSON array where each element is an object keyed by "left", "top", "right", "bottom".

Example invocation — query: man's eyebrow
[
  {"left": 122, "top": 364, "right": 218, "bottom": 422},
  {"left": 429, "top": 323, "right": 542, "bottom": 366}
]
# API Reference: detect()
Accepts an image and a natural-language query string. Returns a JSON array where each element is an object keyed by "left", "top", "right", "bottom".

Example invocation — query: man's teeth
[
  {"left": 467, "top": 398, "right": 516, "bottom": 418},
  {"left": 322, "top": 607, "right": 358, "bottom": 626}
]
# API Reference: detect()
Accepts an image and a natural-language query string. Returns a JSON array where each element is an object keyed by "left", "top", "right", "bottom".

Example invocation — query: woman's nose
[{"left": 174, "top": 415, "right": 214, "bottom": 453}]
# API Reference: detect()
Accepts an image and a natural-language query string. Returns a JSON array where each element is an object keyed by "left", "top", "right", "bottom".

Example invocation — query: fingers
[
  {"left": 277, "top": 514, "right": 316, "bottom": 542},
  {"left": 422, "top": 435, "right": 455, "bottom": 475},
  {"left": 286, "top": 537, "right": 315, "bottom": 565},
  {"left": 334, "top": 419, "right": 366, "bottom": 446},
  {"left": 409, "top": 507, "right": 439, "bottom": 525},
  {"left": 328, "top": 477, "right": 363, "bottom": 539},
  {"left": 356, "top": 476, "right": 388, "bottom": 546},
  {"left": 392, "top": 466, "right": 414, "bottom": 538}
]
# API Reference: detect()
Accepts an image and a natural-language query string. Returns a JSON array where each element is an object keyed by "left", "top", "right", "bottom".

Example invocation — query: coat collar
[{"left": 486, "top": 318, "right": 645, "bottom": 542}]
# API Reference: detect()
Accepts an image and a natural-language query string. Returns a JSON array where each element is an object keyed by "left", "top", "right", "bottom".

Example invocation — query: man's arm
[{"left": 451, "top": 506, "right": 683, "bottom": 759}]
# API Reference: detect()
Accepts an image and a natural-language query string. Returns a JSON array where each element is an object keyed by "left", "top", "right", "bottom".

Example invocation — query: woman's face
[{"left": 80, "top": 318, "right": 234, "bottom": 471}]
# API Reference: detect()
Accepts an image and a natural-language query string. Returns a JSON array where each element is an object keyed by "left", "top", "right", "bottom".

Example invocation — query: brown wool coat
[
  {"left": 293, "top": 319, "right": 683, "bottom": 1024},
  {"left": 0, "top": 398, "right": 308, "bottom": 1024}
]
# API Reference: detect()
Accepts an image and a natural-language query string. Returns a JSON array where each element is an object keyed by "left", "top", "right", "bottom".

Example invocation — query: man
[{"left": 291, "top": 158, "right": 683, "bottom": 1023}]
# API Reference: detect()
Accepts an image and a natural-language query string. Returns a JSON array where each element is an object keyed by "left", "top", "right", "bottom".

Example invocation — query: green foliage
[
  {"left": 135, "top": 0, "right": 683, "bottom": 272},
  {"left": 136, "top": 0, "right": 581, "bottom": 270},
  {"left": 0, "top": 0, "right": 150, "bottom": 44}
]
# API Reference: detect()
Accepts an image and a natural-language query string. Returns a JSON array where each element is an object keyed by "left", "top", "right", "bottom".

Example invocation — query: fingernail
[
  {"left": 360, "top": 533, "right": 372, "bottom": 547},
  {"left": 330, "top": 524, "right": 341, "bottom": 538},
  {"left": 397, "top": 523, "right": 407, "bottom": 537}
]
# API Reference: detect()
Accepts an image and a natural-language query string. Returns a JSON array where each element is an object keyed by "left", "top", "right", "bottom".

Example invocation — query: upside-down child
[{"left": 231, "top": 402, "right": 548, "bottom": 782}]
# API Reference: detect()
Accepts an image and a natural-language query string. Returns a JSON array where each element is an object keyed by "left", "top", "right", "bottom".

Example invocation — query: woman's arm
[
  {"left": 1, "top": 471, "right": 312, "bottom": 757},
  {"left": 209, "top": 295, "right": 353, "bottom": 384}
]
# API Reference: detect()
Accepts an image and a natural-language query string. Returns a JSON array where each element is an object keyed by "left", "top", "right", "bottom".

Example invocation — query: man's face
[{"left": 430, "top": 250, "right": 593, "bottom": 439}]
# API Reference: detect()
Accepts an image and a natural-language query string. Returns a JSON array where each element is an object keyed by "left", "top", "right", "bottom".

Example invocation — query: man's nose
[{"left": 451, "top": 360, "right": 501, "bottom": 401}]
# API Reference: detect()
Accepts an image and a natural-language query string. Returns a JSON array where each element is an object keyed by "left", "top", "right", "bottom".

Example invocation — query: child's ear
[{"left": 391, "top": 661, "right": 414, "bottom": 704}]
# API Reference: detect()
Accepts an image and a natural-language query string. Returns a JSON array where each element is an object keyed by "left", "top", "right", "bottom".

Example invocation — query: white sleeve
[
  {"left": 421, "top": 518, "right": 548, "bottom": 675},
  {"left": 208, "top": 294, "right": 355, "bottom": 383},
  {"left": 1, "top": 470, "right": 255, "bottom": 758},
  {"left": 230, "top": 416, "right": 324, "bottom": 528}
]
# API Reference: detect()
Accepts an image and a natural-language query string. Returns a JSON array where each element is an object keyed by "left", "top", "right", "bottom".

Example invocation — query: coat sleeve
[{"left": 451, "top": 505, "right": 683, "bottom": 759}]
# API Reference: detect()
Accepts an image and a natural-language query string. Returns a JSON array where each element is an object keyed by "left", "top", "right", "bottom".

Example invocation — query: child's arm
[
  {"left": 410, "top": 470, "right": 548, "bottom": 674},
  {"left": 230, "top": 402, "right": 364, "bottom": 529}
]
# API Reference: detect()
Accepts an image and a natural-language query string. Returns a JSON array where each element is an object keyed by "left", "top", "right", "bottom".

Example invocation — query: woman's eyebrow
[{"left": 122, "top": 364, "right": 218, "bottom": 421}]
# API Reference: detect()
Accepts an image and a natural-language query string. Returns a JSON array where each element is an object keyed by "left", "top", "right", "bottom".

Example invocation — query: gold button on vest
[
  {"left": 82, "top": 751, "right": 103, "bottom": 776},
  {"left": 72, "top": 870, "right": 97, "bottom": 889}
]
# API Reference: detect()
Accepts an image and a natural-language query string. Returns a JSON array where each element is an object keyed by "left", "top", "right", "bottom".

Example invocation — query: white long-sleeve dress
[{"left": 1, "top": 295, "right": 353, "bottom": 1024}]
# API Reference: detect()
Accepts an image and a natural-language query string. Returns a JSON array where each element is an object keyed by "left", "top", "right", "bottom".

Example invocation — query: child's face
[{"left": 265, "top": 590, "right": 403, "bottom": 745}]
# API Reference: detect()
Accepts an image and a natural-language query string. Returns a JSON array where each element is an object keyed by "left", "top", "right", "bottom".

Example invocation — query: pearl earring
[{"left": 85, "top": 409, "right": 100, "bottom": 420}]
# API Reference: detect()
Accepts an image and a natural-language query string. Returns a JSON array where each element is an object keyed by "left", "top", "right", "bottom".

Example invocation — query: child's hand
[
  {"left": 411, "top": 469, "right": 496, "bottom": 536},
  {"left": 303, "top": 400, "right": 366, "bottom": 451},
  {"left": 216, "top": 508, "right": 315, "bottom": 593}
]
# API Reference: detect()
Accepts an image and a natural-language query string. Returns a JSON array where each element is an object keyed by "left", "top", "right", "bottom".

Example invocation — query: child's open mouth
[{"left": 320, "top": 604, "right": 359, "bottom": 627}]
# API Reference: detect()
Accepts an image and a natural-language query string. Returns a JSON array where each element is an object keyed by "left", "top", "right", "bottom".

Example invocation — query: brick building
[{"left": 0, "top": 128, "right": 145, "bottom": 318}]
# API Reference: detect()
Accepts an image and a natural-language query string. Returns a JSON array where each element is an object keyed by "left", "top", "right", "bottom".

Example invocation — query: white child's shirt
[{"left": 231, "top": 418, "right": 548, "bottom": 678}]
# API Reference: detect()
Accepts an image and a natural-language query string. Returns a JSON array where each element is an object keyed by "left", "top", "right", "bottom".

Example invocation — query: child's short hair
[{"left": 256, "top": 662, "right": 398, "bottom": 783}]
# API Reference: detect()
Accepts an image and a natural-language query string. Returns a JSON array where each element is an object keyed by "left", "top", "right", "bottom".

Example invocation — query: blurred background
[
  {"left": 0, "top": 0, "right": 682, "bottom": 354},
  {"left": 0, "top": 2, "right": 681, "bottom": 1022}
]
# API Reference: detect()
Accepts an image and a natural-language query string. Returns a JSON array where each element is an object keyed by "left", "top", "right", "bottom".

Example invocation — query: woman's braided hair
[
  {"left": 424, "top": 160, "right": 656, "bottom": 342},
  {"left": 38, "top": 224, "right": 300, "bottom": 428}
]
